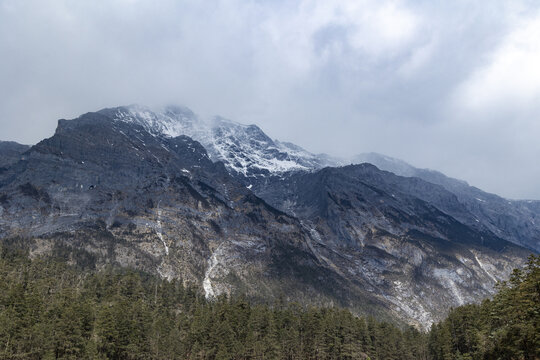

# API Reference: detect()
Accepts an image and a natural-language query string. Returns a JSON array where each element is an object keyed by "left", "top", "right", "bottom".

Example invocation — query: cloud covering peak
[{"left": 1, "top": 0, "right": 539, "bottom": 199}]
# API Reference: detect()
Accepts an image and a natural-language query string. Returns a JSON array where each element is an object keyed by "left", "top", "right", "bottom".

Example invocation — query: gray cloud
[{"left": 1, "top": 0, "right": 539, "bottom": 199}]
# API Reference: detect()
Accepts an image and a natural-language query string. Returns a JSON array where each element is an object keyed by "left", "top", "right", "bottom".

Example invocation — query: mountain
[
  {"left": 0, "top": 105, "right": 535, "bottom": 329},
  {"left": 0, "top": 112, "right": 329, "bottom": 298},
  {"left": 352, "top": 153, "right": 540, "bottom": 252},
  {"left": 0, "top": 111, "right": 399, "bottom": 324},
  {"left": 0, "top": 140, "right": 30, "bottom": 168},
  {"left": 99, "top": 105, "right": 341, "bottom": 185},
  {"left": 256, "top": 164, "right": 528, "bottom": 326}
]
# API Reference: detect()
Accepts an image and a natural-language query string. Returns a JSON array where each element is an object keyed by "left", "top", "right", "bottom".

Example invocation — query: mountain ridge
[
  {"left": 98, "top": 105, "right": 341, "bottom": 180},
  {"left": 93, "top": 104, "right": 539, "bottom": 252},
  {"left": 352, "top": 152, "right": 540, "bottom": 252},
  {"left": 0, "top": 105, "right": 536, "bottom": 329}
]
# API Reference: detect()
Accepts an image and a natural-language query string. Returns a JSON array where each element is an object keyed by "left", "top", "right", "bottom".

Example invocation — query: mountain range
[{"left": 0, "top": 104, "right": 537, "bottom": 329}]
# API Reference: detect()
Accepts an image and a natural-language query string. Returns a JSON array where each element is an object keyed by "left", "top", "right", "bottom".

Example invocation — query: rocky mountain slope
[
  {"left": 352, "top": 153, "right": 540, "bottom": 252},
  {"left": 95, "top": 105, "right": 539, "bottom": 252},
  {"left": 0, "top": 112, "right": 398, "bottom": 324},
  {"left": 0, "top": 105, "right": 535, "bottom": 329},
  {"left": 99, "top": 105, "right": 340, "bottom": 184},
  {"left": 256, "top": 164, "right": 529, "bottom": 326},
  {"left": 0, "top": 140, "right": 30, "bottom": 168},
  {"left": 0, "top": 113, "right": 327, "bottom": 299}
]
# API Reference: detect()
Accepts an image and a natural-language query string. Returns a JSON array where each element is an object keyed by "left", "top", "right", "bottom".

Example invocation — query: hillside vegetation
[
  {"left": 0, "top": 243, "right": 537, "bottom": 359},
  {"left": 429, "top": 255, "right": 539, "bottom": 360}
]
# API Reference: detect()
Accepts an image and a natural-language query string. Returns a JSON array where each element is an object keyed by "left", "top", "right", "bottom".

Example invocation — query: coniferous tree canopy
[
  {"left": 0, "top": 245, "right": 428, "bottom": 360},
  {"left": 0, "top": 243, "right": 537, "bottom": 360},
  {"left": 429, "top": 255, "right": 539, "bottom": 360}
]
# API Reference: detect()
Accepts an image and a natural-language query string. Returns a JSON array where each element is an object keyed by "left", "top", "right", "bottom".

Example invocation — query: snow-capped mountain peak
[
  {"left": 99, "top": 105, "right": 340, "bottom": 180},
  {"left": 103, "top": 104, "right": 204, "bottom": 139}
]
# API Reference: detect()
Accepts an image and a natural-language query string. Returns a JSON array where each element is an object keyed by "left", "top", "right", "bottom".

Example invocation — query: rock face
[
  {"left": 0, "top": 141, "right": 30, "bottom": 168},
  {"left": 352, "top": 153, "right": 540, "bottom": 252},
  {"left": 0, "top": 113, "right": 324, "bottom": 300},
  {"left": 0, "top": 105, "right": 535, "bottom": 329},
  {"left": 256, "top": 165, "right": 529, "bottom": 326},
  {"left": 98, "top": 105, "right": 341, "bottom": 184}
]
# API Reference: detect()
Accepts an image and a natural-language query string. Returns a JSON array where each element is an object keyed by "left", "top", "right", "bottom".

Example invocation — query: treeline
[
  {"left": 0, "top": 246, "right": 427, "bottom": 359},
  {"left": 0, "top": 244, "right": 538, "bottom": 360},
  {"left": 429, "top": 255, "right": 539, "bottom": 360}
]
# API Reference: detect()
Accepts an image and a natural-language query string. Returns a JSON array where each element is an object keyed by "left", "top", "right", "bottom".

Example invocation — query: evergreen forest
[{"left": 0, "top": 244, "right": 538, "bottom": 360}]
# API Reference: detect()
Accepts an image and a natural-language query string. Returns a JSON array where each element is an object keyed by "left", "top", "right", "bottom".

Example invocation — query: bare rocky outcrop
[{"left": 0, "top": 107, "right": 534, "bottom": 329}]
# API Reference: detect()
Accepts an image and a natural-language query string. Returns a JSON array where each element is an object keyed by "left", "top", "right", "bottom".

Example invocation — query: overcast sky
[{"left": 1, "top": 0, "right": 539, "bottom": 199}]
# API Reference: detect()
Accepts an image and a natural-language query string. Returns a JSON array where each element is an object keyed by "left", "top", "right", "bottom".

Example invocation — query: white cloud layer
[
  {"left": 1, "top": 0, "right": 540, "bottom": 199},
  {"left": 455, "top": 10, "right": 540, "bottom": 114}
]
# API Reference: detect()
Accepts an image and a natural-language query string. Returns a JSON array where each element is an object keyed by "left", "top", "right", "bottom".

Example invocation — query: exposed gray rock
[
  {"left": 0, "top": 140, "right": 30, "bottom": 168},
  {"left": 255, "top": 164, "right": 530, "bottom": 328},
  {"left": 0, "top": 112, "right": 397, "bottom": 324},
  {"left": 97, "top": 105, "right": 341, "bottom": 183},
  {"left": 352, "top": 152, "right": 540, "bottom": 252},
  {"left": 0, "top": 107, "right": 535, "bottom": 330}
]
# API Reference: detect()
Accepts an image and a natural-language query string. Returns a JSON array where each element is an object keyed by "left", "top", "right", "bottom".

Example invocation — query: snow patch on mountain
[{"left": 103, "top": 105, "right": 340, "bottom": 178}]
